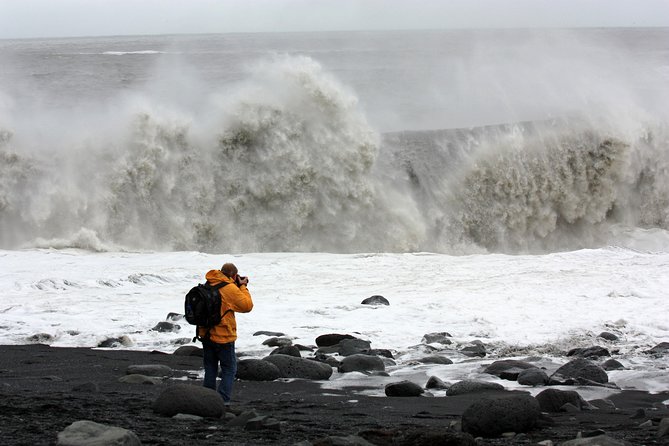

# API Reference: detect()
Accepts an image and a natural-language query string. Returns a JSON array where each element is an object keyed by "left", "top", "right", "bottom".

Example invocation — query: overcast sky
[{"left": 1, "top": 0, "right": 668, "bottom": 39}]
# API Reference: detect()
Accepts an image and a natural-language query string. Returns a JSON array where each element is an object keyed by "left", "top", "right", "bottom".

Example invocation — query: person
[{"left": 200, "top": 262, "right": 253, "bottom": 405}]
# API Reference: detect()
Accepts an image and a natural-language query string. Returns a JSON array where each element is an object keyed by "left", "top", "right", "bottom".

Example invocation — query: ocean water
[{"left": 0, "top": 29, "right": 668, "bottom": 396}]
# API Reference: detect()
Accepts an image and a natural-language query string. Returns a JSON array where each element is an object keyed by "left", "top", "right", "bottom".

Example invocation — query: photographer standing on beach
[{"left": 200, "top": 262, "right": 253, "bottom": 406}]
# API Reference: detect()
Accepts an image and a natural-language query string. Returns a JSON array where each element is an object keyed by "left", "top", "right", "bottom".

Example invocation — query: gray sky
[{"left": 1, "top": 0, "right": 668, "bottom": 39}]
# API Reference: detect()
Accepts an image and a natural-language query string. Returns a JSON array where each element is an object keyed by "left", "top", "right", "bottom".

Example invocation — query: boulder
[
  {"left": 315, "top": 333, "right": 357, "bottom": 347},
  {"left": 338, "top": 338, "right": 372, "bottom": 356},
  {"left": 262, "top": 337, "right": 293, "bottom": 347},
  {"left": 172, "top": 345, "right": 203, "bottom": 356},
  {"left": 361, "top": 295, "right": 390, "bottom": 306},
  {"left": 601, "top": 359, "right": 624, "bottom": 371},
  {"left": 446, "top": 380, "right": 504, "bottom": 396},
  {"left": 97, "top": 336, "right": 133, "bottom": 348},
  {"left": 461, "top": 394, "right": 541, "bottom": 438},
  {"left": 550, "top": 358, "right": 608, "bottom": 384},
  {"left": 119, "top": 374, "right": 163, "bottom": 385},
  {"left": 567, "top": 346, "right": 610, "bottom": 359},
  {"left": 421, "top": 332, "right": 453, "bottom": 344},
  {"left": 338, "top": 354, "right": 385, "bottom": 373},
  {"left": 57, "top": 420, "right": 140, "bottom": 446},
  {"left": 153, "top": 384, "right": 225, "bottom": 418},
  {"left": 236, "top": 359, "right": 282, "bottom": 381},
  {"left": 598, "top": 332, "right": 619, "bottom": 341},
  {"left": 483, "top": 359, "right": 536, "bottom": 380},
  {"left": 253, "top": 331, "right": 285, "bottom": 337},
  {"left": 270, "top": 346, "right": 301, "bottom": 357},
  {"left": 647, "top": 342, "right": 669, "bottom": 355},
  {"left": 166, "top": 312, "right": 183, "bottom": 321},
  {"left": 263, "top": 354, "right": 333, "bottom": 380},
  {"left": 126, "top": 364, "right": 173, "bottom": 377},
  {"left": 535, "top": 388, "right": 586, "bottom": 412},
  {"left": 151, "top": 321, "right": 180, "bottom": 333},
  {"left": 425, "top": 376, "right": 449, "bottom": 389},
  {"left": 418, "top": 355, "right": 453, "bottom": 365},
  {"left": 460, "top": 344, "right": 486, "bottom": 357},
  {"left": 385, "top": 380, "right": 424, "bottom": 397},
  {"left": 517, "top": 368, "right": 549, "bottom": 386}
]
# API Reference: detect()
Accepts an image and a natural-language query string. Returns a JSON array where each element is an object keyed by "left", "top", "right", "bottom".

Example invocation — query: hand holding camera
[{"left": 235, "top": 275, "right": 249, "bottom": 286}]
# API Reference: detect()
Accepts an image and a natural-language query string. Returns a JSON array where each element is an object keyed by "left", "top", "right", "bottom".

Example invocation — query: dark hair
[{"left": 221, "top": 263, "right": 238, "bottom": 278}]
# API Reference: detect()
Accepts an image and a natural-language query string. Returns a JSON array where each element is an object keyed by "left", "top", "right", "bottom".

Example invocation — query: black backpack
[{"left": 184, "top": 282, "right": 231, "bottom": 342}]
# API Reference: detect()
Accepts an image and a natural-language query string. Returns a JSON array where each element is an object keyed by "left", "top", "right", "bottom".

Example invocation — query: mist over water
[{"left": 0, "top": 29, "right": 668, "bottom": 254}]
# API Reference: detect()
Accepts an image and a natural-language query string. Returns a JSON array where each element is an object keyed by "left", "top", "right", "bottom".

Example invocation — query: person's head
[{"left": 221, "top": 263, "right": 238, "bottom": 279}]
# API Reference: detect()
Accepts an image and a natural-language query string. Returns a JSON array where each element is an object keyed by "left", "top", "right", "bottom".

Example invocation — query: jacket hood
[{"left": 205, "top": 269, "right": 235, "bottom": 285}]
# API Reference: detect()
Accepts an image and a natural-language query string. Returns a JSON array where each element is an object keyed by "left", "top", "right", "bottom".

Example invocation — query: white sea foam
[{"left": 0, "top": 248, "right": 667, "bottom": 395}]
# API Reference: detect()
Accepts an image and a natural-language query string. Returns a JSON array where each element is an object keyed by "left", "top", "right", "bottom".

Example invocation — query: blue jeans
[{"left": 202, "top": 340, "right": 237, "bottom": 403}]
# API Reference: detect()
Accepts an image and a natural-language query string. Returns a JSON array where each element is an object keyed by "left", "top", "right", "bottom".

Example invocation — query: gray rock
[
  {"left": 338, "top": 338, "right": 371, "bottom": 356},
  {"left": 567, "top": 346, "right": 610, "bottom": 359},
  {"left": 253, "top": 331, "right": 285, "bottom": 337},
  {"left": 483, "top": 360, "right": 537, "bottom": 379},
  {"left": 263, "top": 354, "right": 333, "bottom": 380},
  {"left": 535, "top": 388, "right": 586, "bottom": 412},
  {"left": 153, "top": 384, "right": 225, "bottom": 418},
  {"left": 151, "top": 321, "right": 180, "bottom": 333},
  {"left": 560, "top": 435, "right": 631, "bottom": 445},
  {"left": 57, "top": 420, "right": 141, "bottom": 446},
  {"left": 647, "top": 342, "right": 669, "bottom": 355},
  {"left": 97, "top": 336, "right": 133, "bottom": 348},
  {"left": 262, "top": 337, "right": 293, "bottom": 347},
  {"left": 369, "top": 348, "right": 394, "bottom": 358},
  {"left": 446, "top": 379, "right": 505, "bottom": 396},
  {"left": 422, "top": 332, "right": 453, "bottom": 344},
  {"left": 244, "top": 416, "right": 282, "bottom": 431},
  {"left": 460, "top": 344, "right": 486, "bottom": 357},
  {"left": 461, "top": 394, "right": 541, "bottom": 438},
  {"left": 226, "top": 410, "right": 260, "bottom": 428},
  {"left": 311, "top": 435, "right": 376, "bottom": 446},
  {"left": 550, "top": 358, "right": 608, "bottom": 384},
  {"left": 172, "top": 345, "right": 203, "bottom": 356},
  {"left": 338, "top": 354, "right": 385, "bottom": 373},
  {"left": 385, "top": 380, "right": 424, "bottom": 397},
  {"left": 126, "top": 364, "right": 173, "bottom": 377},
  {"left": 659, "top": 417, "right": 669, "bottom": 437},
  {"left": 166, "top": 312, "right": 183, "bottom": 321},
  {"left": 361, "top": 295, "right": 390, "bottom": 306},
  {"left": 119, "top": 374, "right": 163, "bottom": 385},
  {"left": 27, "top": 333, "right": 54, "bottom": 344},
  {"left": 236, "top": 359, "right": 282, "bottom": 381},
  {"left": 517, "top": 368, "right": 549, "bottom": 386},
  {"left": 315, "top": 333, "right": 357, "bottom": 347},
  {"left": 418, "top": 355, "right": 453, "bottom": 365},
  {"left": 598, "top": 332, "right": 619, "bottom": 341},
  {"left": 601, "top": 359, "right": 624, "bottom": 371},
  {"left": 270, "top": 345, "right": 301, "bottom": 357},
  {"left": 172, "top": 413, "right": 203, "bottom": 421},
  {"left": 425, "top": 376, "right": 449, "bottom": 389}
]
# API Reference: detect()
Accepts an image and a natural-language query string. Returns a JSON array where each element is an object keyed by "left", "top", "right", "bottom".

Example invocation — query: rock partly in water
[
  {"left": 550, "top": 358, "right": 608, "bottom": 385},
  {"left": 361, "top": 295, "right": 390, "bottom": 306},
  {"left": 445, "top": 380, "right": 505, "bottom": 396},
  {"left": 57, "top": 420, "right": 141, "bottom": 446},
  {"left": 263, "top": 354, "right": 333, "bottom": 380},
  {"left": 153, "top": 384, "right": 225, "bottom": 418},
  {"left": 253, "top": 330, "right": 285, "bottom": 337},
  {"left": 97, "top": 336, "right": 133, "bottom": 348},
  {"left": 385, "top": 380, "right": 424, "bottom": 397},
  {"left": 425, "top": 376, "right": 449, "bottom": 390},
  {"left": 567, "top": 346, "right": 611, "bottom": 359},
  {"left": 517, "top": 368, "right": 549, "bottom": 386},
  {"left": 535, "top": 388, "right": 587, "bottom": 412},
  {"left": 119, "top": 374, "right": 163, "bottom": 385},
  {"left": 151, "top": 321, "right": 180, "bottom": 333},
  {"left": 601, "top": 359, "right": 625, "bottom": 371},
  {"left": 338, "top": 338, "right": 372, "bottom": 356},
  {"left": 421, "top": 332, "right": 453, "bottom": 344},
  {"left": 598, "top": 332, "right": 619, "bottom": 341},
  {"left": 461, "top": 394, "right": 541, "bottom": 438},
  {"left": 483, "top": 360, "right": 537, "bottom": 379},
  {"left": 417, "top": 355, "right": 453, "bottom": 365},
  {"left": 338, "top": 354, "right": 386, "bottom": 374},
  {"left": 262, "top": 337, "right": 293, "bottom": 347},
  {"left": 236, "top": 358, "right": 282, "bottom": 381},
  {"left": 270, "top": 345, "right": 302, "bottom": 357},
  {"left": 315, "top": 333, "right": 357, "bottom": 347}
]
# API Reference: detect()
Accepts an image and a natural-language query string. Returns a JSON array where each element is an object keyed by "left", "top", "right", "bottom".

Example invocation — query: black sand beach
[{"left": 1, "top": 344, "right": 668, "bottom": 445}]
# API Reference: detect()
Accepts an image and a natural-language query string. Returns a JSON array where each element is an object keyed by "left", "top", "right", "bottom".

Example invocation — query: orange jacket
[{"left": 198, "top": 269, "right": 253, "bottom": 344}]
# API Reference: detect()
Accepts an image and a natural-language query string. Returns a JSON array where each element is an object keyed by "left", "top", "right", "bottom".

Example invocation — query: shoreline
[{"left": 1, "top": 344, "right": 668, "bottom": 445}]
